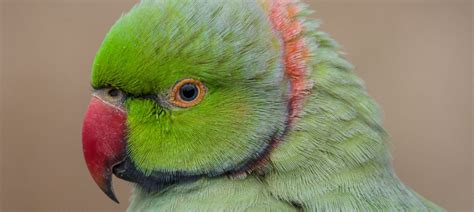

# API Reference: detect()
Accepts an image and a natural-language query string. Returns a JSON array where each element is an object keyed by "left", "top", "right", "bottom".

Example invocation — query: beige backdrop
[{"left": 1, "top": 0, "right": 472, "bottom": 211}]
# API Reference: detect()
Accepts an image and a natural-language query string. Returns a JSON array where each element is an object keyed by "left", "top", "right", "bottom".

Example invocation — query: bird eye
[
  {"left": 179, "top": 84, "right": 198, "bottom": 101},
  {"left": 170, "top": 79, "right": 206, "bottom": 107}
]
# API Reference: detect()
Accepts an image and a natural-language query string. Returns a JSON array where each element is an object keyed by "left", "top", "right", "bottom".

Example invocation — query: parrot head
[{"left": 82, "top": 0, "right": 292, "bottom": 203}]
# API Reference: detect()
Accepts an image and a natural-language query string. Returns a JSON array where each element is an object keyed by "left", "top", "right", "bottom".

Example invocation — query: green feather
[
  {"left": 90, "top": 0, "right": 443, "bottom": 211},
  {"left": 93, "top": 0, "right": 288, "bottom": 174}
]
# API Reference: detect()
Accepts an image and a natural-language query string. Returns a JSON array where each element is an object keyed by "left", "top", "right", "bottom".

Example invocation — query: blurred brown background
[{"left": 1, "top": 0, "right": 472, "bottom": 211}]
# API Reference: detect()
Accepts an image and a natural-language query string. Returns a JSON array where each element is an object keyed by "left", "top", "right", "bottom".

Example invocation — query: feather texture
[{"left": 90, "top": 0, "right": 442, "bottom": 210}]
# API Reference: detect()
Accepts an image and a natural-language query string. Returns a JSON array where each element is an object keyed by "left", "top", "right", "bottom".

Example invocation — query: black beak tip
[
  {"left": 103, "top": 187, "right": 120, "bottom": 204},
  {"left": 100, "top": 178, "right": 120, "bottom": 204},
  {"left": 107, "top": 192, "right": 120, "bottom": 204}
]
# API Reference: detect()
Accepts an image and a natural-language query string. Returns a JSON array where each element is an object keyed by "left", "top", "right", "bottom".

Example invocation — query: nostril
[{"left": 108, "top": 88, "right": 120, "bottom": 97}]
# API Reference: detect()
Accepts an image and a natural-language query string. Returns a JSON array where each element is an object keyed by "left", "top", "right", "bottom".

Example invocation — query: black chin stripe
[{"left": 113, "top": 158, "right": 204, "bottom": 193}]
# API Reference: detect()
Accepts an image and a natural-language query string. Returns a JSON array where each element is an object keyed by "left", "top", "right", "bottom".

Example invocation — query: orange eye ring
[{"left": 169, "top": 78, "right": 206, "bottom": 108}]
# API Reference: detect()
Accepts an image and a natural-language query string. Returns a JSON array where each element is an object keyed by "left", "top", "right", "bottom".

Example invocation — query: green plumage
[
  {"left": 93, "top": 0, "right": 287, "bottom": 174},
  {"left": 91, "top": 0, "right": 442, "bottom": 211}
]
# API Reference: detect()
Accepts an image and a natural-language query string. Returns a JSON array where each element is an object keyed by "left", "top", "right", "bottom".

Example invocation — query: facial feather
[{"left": 91, "top": 0, "right": 288, "bottom": 179}]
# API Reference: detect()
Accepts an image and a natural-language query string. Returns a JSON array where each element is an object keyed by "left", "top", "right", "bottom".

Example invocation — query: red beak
[{"left": 82, "top": 96, "right": 126, "bottom": 203}]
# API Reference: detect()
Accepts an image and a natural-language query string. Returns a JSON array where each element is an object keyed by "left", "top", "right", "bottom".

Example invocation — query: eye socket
[{"left": 170, "top": 79, "right": 206, "bottom": 107}]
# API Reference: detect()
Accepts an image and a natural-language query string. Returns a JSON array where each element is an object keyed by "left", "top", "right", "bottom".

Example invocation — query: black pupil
[
  {"left": 108, "top": 88, "right": 119, "bottom": 97},
  {"left": 179, "top": 84, "right": 198, "bottom": 101}
]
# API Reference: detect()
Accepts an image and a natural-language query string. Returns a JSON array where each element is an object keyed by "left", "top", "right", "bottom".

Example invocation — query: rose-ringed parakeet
[{"left": 82, "top": 0, "right": 442, "bottom": 211}]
